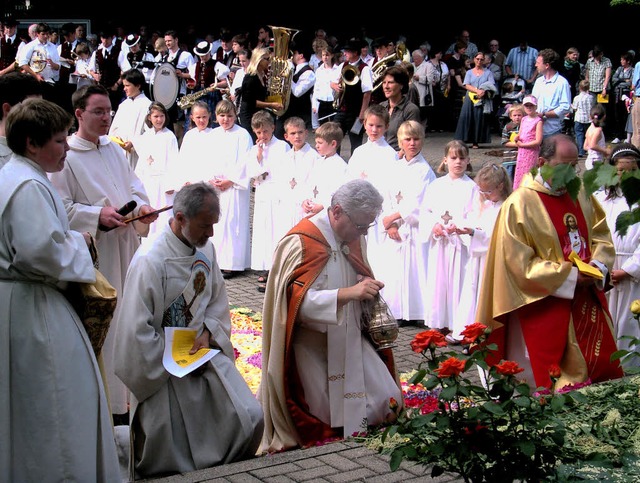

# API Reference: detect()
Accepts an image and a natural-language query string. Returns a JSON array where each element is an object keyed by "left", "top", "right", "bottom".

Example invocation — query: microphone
[{"left": 99, "top": 200, "right": 137, "bottom": 232}]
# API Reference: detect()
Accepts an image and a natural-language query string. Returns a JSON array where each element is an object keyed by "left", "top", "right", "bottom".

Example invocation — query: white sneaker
[{"left": 612, "top": 138, "right": 621, "bottom": 144}]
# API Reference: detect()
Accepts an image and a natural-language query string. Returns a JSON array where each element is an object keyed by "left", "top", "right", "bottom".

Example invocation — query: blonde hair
[
  {"left": 251, "top": 109, "right": 274, "bottom": 130},
  {"left": 215, "top": 99, "right": 237, "bottom": 117},
  {"left": 508, "top": 103, "right": 525, "bottom": 118},
  {"left": 475, "top": 162, "right": 512, "bottom": 199},
  {"left": 246, "top": 47, "right": 270, "bottom": 75},
  {"left": 397, "top": 120, "right": 425, "bottom": 143}
]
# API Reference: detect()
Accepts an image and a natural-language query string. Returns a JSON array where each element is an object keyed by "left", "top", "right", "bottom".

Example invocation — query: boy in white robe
[{"left": 114, "top": 183, "right": 263, "bottom": 479}]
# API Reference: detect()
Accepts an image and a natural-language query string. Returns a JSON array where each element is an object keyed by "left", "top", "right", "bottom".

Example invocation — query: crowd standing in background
[{"left": 2, "top": 16, "right": 640, "bottom": 480}]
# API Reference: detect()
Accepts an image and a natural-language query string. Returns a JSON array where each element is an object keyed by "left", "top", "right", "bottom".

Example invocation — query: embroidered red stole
[
  {"left": 282, "top": 218, "right": 398, "bottom": 446},
  {"left": 517, "top": 192, "right": 622, "bottom": 388}
]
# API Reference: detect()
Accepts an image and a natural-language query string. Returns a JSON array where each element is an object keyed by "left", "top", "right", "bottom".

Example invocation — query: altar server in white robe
[
  {"left": 418, "top": 140, "right": 477, "bottom": 330},
  {"left": 108, "top": 68, "right": 152, "bottom": 169},
  {"left": 300, "top": 121, "right": 347, "bottom": 219},
  {"left": 49, "top": 84, "right": 157, "bottom": 420},
  {"left": 246, "top": 110, "right": 291, "bottom": 278},
  {"left": 595, "top": 143, "right": 640, "bottom": 366},
  {"left": 114, "top": 183, "right": 263, "bottom": 480},
  {"left": 452, "top": 163, "right": 512, "bottom": 343},
  {"left": 279, "top": 116, "right": 318, "bottom": 232},
  {"left": 209, "top": 100, "right": 253, "bottom": 276},
  {"left": 132, "top": 101, "right": 179, "bottom": 241},
  {"left": 378, "top": 121, "right": 436, "bottom": 325},
  {"left": 1, "top": 98, "right": 120, "bottom": 482},
  {"left": 344, "top": 104, "right": 399, "bottom": 270}
]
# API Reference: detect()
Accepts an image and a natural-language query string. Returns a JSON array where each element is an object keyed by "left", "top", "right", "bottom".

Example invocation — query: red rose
[
  {"left": 495, "top": 360, "right": 524, "bottom": 376},
  {"left": 435, "top": 357, "right": 466, "bottom": 378},
  {"left": 460, "top": 323, "right": 488, "bottom": 344},
  {"left": 410, "top": 329, "right": 447, "bottom": 353},
  {"left": 548, "top": 364, "right": 561, "bottom": 380}
]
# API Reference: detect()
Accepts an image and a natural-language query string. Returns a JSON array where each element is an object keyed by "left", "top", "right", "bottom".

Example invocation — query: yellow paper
[
  {"left": 509, "top": 131, "right": 518, "bottom": 143},
  {"left": 569, "top": 251, "right": 603, "bottom": 280},
  {"left": 172, "top": 329, "right": 211, "bottom": 367},
  {"left": 596, "top": 94, "right": 609, "bottom": 104},
  {"left": 469, "top": 92, "right": 481, "bottom": 105},
  {"left": 109, "top": 136, "right": 127, "bottom": 148}
]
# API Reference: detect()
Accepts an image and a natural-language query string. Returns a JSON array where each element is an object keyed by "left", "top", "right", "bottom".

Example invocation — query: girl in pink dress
[{"left": 512, "top": 95, "right": 544, "bottom": 189}]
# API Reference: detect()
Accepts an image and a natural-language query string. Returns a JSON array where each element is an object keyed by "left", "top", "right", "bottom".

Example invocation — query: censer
[{"left": 361, "top": 295, "right": 399, "bottom": 350}]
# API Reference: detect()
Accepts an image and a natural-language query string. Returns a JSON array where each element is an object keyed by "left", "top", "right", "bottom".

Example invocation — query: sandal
[
  {"left": 257, "top": 271, "right": 269, "bottom": 284},
  {"left": 257, "top": 283, "right": 266, "bottom": 293}
]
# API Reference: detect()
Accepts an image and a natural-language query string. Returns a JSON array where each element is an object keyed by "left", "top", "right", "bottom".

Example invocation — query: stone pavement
[{"left": 139, "top": 131, "right": 505, "bottom": 482}]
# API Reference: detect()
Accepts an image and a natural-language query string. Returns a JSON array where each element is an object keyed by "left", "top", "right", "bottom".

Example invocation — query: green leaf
[
  {"left": 615, "top": 209, "right": 640, "bottom": 237},
  {"left": 620, "top": 172, "right": 640, "bottom": 206},
  {"left": 389, "top": 449, "right": 404, "bottom": 471},
  {"left": 408, "top": 369, "right": 427, "bottom": 385},
  {"left": 481, "top": 401, "right": 506, "bottom": 416},
  {"left": 440, "top": 385, "right": 457, "bottom": 401},
  {"left": 518, "top": 440, "right": 536, "bottom": 456},
  {"left": 551, "top": 395, "right": 566, "bottom": 411},
  {"left": 514, "top": 396, "right": 531, "bottom": 408}
]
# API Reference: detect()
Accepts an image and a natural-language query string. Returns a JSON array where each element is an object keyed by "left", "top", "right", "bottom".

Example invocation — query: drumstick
[{"left": 124, "top": 205, "right": 173, "bottom": 223}]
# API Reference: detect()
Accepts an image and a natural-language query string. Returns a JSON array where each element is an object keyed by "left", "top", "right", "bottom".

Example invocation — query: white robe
[
  {"left": 113, "top": 225, "right": 263, "bottom": 479},
  {"left": 209, "top": 124, "right": 253, "bottom": 270},
  {"left": 452, "top": 196, "right": 504, "bottom": 340},
  {"left": 376, "top": 153, "right": 436, "bottom": 321},
  {"left": 595, "top": 189, "right": 640, "bottom": 364},
  {"left": 132, "top": 127, "right": 179, "bottom": 242},
  {"left": 344, "top": 137, "right": 399, "bottom": 270},
  {"left": 175, "top": 126, "right": 216, "bottom": 188},
  {"left": 246, "top": 136, "right": 291, "bottom": 270},
  {"left": 0, "top": 136, "right": 11, "bottom": 169},
  {"left": 0, "top": 155, "right": 120, "bottom": 482},
  {"left": 279, "top": 143, "right": 318, "bottom": 232},
  {"left": 108, "top": 92, "right": 152, "bottom": 169},
  {"left": 419, "top": 173, "right": 477, "bottom": 329},
  {"left": 301, "top": 153, "right": 347, "bottom": 214},
  {"left": 49, "top": 134, "right": 151, "bottom": 415}
]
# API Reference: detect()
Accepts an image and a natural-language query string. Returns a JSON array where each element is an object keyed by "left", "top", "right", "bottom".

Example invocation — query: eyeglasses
[
  {"left": 85, "top": 109, "right": 115, "bottom": 117},
  {"left": 345, "top": 212, "right": 376, "bottom": 231}
]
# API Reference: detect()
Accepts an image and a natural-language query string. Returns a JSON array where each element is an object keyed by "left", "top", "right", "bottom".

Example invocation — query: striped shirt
[
  {"left": 585, "top": 57, "right": 612, "bottom": 92},
  {"left": 505, "top": 46, "right": 539, "bottom": 80}
]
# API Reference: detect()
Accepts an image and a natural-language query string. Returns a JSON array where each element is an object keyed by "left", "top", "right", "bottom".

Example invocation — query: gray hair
[
  {"left": 331, "top": 179, "right": 383, "bottom": 218},
  {"left": 173, "top": 182, "right": 220, "bottom": 219}
]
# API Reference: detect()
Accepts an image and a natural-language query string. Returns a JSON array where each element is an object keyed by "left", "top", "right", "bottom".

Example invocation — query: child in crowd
[
  {"left": 132, "top": 101, "right": 179, "bottom": 241},
  {"left": 246, "top": 110, "right": 291, "bottom": 292},
  {"left": 584, "top": 103, "right": 609, "bottom": 170},
  {"left": 302, "top": 121, "right": 347, "bottom": 218},
  {"left": 209, "top": 99, "right": 254, "bottom": 279},
  {"left": 594, "top": 143, "right": 640, "bottom": 367},
  {"left": 419, "top": 140, "right": 477, "bottom": 333},
  {"left": 279, "top": 116, "right": 318, "bottom": 232},
  {"left": 72, "top": 42, "right": 94, "bottom": 90},
  {"left": 512, "top": 95, "right": 543, "bottom": 189},
  {"left": 452, "top": 162, "right": 512, "bottom": 348},
  {"left": 501, "top": 103, "right": 524, "bottom": 149},
  {"left": 572, "top": 79, "right": 594, "bottom": 157}
]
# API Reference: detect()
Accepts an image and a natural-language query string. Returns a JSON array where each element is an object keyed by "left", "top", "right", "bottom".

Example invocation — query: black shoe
[
  {"left": 257, "top": 284, "right": 266, "bottom": 293},
  {"left": 222, "top": 270, "right": 234, "bottom": 279}
]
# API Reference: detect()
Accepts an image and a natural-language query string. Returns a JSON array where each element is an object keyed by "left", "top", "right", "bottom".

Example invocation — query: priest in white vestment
[
  {"left": 259, "top": 179, "right": 402, "bottom": 454},
  {"left": 114, "top": 183, "right": 263, "bottom": 479},
  {"left": 49, "top": 84, "right": 157, "bottom": 419}
]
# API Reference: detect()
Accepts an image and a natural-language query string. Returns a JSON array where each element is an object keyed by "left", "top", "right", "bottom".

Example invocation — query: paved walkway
[{"left": 136, "top": 131, "right": 506, "bottom": 482}]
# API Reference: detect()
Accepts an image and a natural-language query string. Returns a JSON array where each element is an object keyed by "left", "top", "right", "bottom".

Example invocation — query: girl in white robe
[
  {"left": 419, "top": 140, "right": 477, "bottom": 331},
  {"left": 209, "top": 100, "right": 253, "bottom": 274},
  {"left": 133, "top": 101, "right": 179, "bottom": 241},
  {"left": 452, "top": 163, "right": 512, "bottom": 343},
  {"left": 594, "top": 146, "right": 640, "bottom": 367}
]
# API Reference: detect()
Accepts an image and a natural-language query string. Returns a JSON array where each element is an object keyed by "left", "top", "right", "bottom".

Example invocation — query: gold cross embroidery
[
  {"left": 147, "top": 155, "right": 154, "bottom": 165},
  {"left": 312, "top": 185, "right": 319, "bottom": 198},
  {"left": 441, "top": 210, "right": 452, "bottom": 225},
  {"left": 395, "top": 191, "right": 403, "bottom": 204},
  {"left": 289, "top": 177, "right": 297, "bottom": 189},
  {"left": 360, "top": 171, "right": 368, "bottom": 179}
]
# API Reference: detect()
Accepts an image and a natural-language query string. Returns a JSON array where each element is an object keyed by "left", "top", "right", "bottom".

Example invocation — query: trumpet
[{"left": 332, "top": 63, "right": 360, "bottom": 110}]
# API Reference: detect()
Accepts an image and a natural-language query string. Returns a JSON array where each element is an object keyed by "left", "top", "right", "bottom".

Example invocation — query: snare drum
[{"left": 150, "top": 63, "right": 179, "bottom": 109}]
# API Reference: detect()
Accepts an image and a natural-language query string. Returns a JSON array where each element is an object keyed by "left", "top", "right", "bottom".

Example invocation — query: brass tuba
[
  {"left": 265, "top": 25, "right": 300, "bottom": 117},
  {"left": 371, "top": 42, "right": 408, "bottom": 92},
  {"left": 332, "top": 63, "right": 360, "bottom": 110}
]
